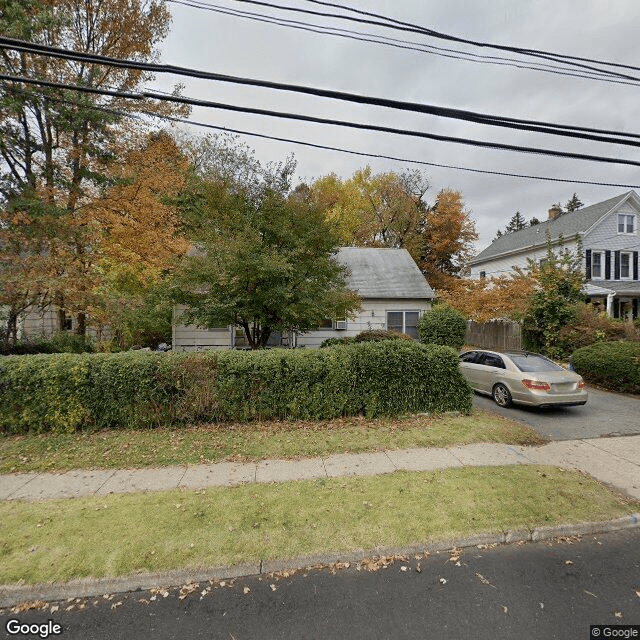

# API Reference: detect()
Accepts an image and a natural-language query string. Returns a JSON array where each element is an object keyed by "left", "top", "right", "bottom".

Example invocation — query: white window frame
[
  {"left": 386, "top": 310, "right": 421, "bottom": 339},
  {"left": 620, "top": 251, "right": 632, "bottom": 280},
  {"left": 617, "top": 213, "right": 635, "bottom": 234},
  {"left": 591, "top": 251, "right": 603, "bottom": 279}
]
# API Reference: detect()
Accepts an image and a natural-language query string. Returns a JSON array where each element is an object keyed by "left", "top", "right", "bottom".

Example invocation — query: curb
[{"left": 1, "top": 514, "right": 638, "bottom": 609}]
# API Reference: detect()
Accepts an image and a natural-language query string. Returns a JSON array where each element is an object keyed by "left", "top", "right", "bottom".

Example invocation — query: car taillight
[
  {"left": 522, "top": 379, "right": 551, "bottom": 391},
  {"left": 578, "top": 379, "right": 586, "bottom": 389}
]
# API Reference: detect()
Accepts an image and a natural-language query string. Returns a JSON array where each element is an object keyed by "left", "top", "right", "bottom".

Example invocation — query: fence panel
[{"left": 465, "top": 319, "right": 522, "bottom": 351}]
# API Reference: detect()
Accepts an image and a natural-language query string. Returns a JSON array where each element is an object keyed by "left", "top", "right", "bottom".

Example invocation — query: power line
[
  {"left": 301, "top": 0, "right": 640, "bottom": 80},
  {"left": 215, "top": 0, "right": 640, "bottom": 83},
  {"left": 7, "top": 72, "right": 640, "bottom": 169},
  {"left": 170, "top": 0, "right": 640, "bottom": 87},
  {"left": 4, "top": 72, "right": 640, "bottom": 169},
  {"left": 2, "top": 36, "right": 640, "bottom": 148},
  {"left": 12, "top": 83, "right": 640, "bottom": 191}
]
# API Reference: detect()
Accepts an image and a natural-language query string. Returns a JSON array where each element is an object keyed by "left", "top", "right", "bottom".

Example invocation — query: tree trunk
[
  {"left": 75, "top": 312, "right": 86, "bottom": 336},
  {"left": 57, "top": 306, "right": 66, "bottom": 332}
]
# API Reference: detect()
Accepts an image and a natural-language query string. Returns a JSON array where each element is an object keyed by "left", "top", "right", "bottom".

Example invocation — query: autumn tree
[
  {"left": 438, "top": 273, "right": 536, "bottom": 323},
  {"left": 0, "top": 0, "right": 188, "bottom": 334},
  {"left": 307, "top": 166, "right": 429, "bottom": 248},
  {"left": 411, "top": 189, "right": 478, "bottom": 291},
  {"left": 172, "top": 138, "right": 360, "bottom": 349}
]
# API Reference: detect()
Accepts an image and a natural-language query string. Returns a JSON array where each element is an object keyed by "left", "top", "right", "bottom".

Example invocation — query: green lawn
[
  {"left": 0, "top": 410, "right": 544, "bottom": 473},
  {"left": 1, "top": 465, "right": 635, "bottom": 585}
]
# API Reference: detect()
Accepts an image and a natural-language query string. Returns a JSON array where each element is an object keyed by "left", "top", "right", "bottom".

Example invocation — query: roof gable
[
  {"left": 335, "top": 247, "right": 434, "bottom": 299},
  {"left": 472, "top": 191, "right": 638, "bottom": 264}
]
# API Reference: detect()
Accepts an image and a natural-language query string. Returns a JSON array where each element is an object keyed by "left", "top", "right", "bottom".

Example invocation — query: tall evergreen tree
[
  {"left": 505, "top": 211, "right": 527, "bottom": 233},
  {"left": 565, "top": 193, "right": 584, "bottom": 212}
]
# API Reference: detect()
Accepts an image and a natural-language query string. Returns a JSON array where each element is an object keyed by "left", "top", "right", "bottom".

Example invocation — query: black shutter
[
  {"left": 634, "top": 251, "right": 639, "bottom": 280},
  {"left": 605, "top": 250, "right": 611, "bottom": 280},
  {"left": 614, "top": 250, "right": 621, "bottom": 280},
  {"left": 585, "top": 249, "right": 592, "bottom": 280},
  {"left": 633, "top": 298, "right": 639, "bottom": 319}
]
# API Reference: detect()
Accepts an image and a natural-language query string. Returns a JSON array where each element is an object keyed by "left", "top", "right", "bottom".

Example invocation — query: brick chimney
[{"left": 548, "top": 205, "right": 562, "bottom": 220}]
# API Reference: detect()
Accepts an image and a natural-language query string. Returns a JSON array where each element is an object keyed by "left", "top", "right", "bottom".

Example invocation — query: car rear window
[{"left": 509, "top": 354, "right": 564, "bottom": 372}]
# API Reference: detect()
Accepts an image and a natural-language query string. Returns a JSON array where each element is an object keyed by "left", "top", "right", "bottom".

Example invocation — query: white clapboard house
[
  {"left": 469, "top": 191, "right": 640, "bottom": 320},
  {"left": 172, "top": 246, "right": 435, "bottom": 350}
]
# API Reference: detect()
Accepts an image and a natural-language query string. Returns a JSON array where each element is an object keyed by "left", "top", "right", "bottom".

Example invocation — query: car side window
[
  {"left": 459, "top": 351, "right": 479, "bottom": 363},
  {"left": 479, "top": 354, "right": 505, "bottom": 369}
]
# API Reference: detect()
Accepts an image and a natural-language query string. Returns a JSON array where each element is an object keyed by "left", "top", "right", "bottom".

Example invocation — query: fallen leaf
[
  {"left": 476, "top": 573, "right": 497, "bottom": 589},
  {"left": 583, "top": 590, "right": 598, "bottom": 599},
  {"left": 243, "top": 587, "right": 251, "bottom": 594},
  {"left": 400, "top": 566, "right": 408, "bottom": 572},
  {"left": 614, "top": 611, "right": 623, "bottom": 618},
  {"left": 439, "top": 578, "right": 447, "bottom": 585},
  {"left": 270, "top": 584, "right": 277, "bottom": 591},
  {"left": 502, "top": 606, "right": 508, "bottom": 614},
  {"left": 635, "top": 590, "right": 640, "bottom": 599},
  {"left": 564, "top": 560, "right": 573, "bottom": 566},
  {"left": 416, "top": 563, "right": 422, "bottom": 573}
]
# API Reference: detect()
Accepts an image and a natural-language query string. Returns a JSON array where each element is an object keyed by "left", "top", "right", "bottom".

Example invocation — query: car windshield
[{"left": 508, "top": 354, "right": 564, "bottom": 372}]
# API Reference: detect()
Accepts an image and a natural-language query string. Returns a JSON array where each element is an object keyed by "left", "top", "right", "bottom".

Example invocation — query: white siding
[
  {"left": 172, "top": 299, "right": 432, "bottom": 350},
  {"left": 172, "top": 305, "right": 232, "bottom": 351},
  {"left": 470, "top": 239, "right": 579, "bottom": 279},
  {"left": 584, "top": 201, "right": 640, "bottom": 251}
]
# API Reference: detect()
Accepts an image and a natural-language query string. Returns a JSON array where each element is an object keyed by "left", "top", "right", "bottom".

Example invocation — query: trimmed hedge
[
  {"left": 572, "top": 341, "right": 640, "bottom": 394},
  {"left": 417, "top": 305, "right": 468, "bottom": 350},
  {"left": 320, "top": 329, "right": 412, "bottom": 348},
  {"left": 0, "top": 341, "right": 472, "bottom": 433}
]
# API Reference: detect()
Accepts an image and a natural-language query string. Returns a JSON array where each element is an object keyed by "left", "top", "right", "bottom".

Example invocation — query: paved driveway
[{"left": 473, "top": 385, "right": 640, "bottom": 440}]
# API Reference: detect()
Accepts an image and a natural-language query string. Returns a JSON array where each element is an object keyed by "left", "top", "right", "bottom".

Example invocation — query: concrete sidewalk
[{"left": 1, "top": 435, "right": 639, "bottom": 502}]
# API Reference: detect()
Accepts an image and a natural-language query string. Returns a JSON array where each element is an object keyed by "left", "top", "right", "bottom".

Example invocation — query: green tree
[
  {"left": 565, "top": 193, "right": 584, "bottom": 212},
  {"left": 172, "top": 141, "right": 360, "bottom": 349},
  {"left": 505, "top": 211, "right": 527, "bottom": 233},
  {"left": 522, "top": 235, "right": 585, "bottom": 358}
]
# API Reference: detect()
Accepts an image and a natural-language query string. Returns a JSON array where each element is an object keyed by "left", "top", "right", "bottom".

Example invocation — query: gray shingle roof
[
  {"left": 588, "top": 280, "right": 640, "bottom": 295},
  {"left": 472, "top": 191, "right": 636, "bottom": 264},
  {"left": 335, "top": 247, "right": 434, "bottom": 299}
]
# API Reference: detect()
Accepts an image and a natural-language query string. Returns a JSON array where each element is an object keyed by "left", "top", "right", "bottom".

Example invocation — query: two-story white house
[
  {"left": 470, "top": 191, "right": 640, "bottom": 320},
  {"left": 172, "top": 246, "right": 435, "bottom": 350}
]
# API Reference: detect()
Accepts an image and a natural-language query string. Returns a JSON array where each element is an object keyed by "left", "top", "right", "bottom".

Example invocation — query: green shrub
[
  {"left": 417, "top": 305, "right": 468, "bottom": 350},
  {"left": 0, "top": 331, "right": 96, "bottom": 355},
  {"left": 0, "top": 341, "right": 472, "bottom": 433},
  {"left": 572, "top": 341, "right": 640, "bottom": 394},
  {"left": 320, "top": 329, "right": 412, "bottom": 348}
]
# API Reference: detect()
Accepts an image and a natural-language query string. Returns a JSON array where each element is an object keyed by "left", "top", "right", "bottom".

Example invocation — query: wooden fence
[{"left": 465, "top": 319, "right": 522, "bottom": 351}]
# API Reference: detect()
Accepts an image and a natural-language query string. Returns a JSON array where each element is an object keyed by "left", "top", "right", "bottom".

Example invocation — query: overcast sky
[{"left": 152, "top": 0, "right": 640, "bottom": 252}]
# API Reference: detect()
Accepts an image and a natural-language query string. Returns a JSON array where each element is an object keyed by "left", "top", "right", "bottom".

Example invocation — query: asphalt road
[
  {"left": 3, "top": 529, "right": 639, "bottom": 640},
  {"left": 473, "top": 386, "right": 640, "bottom": 440}
]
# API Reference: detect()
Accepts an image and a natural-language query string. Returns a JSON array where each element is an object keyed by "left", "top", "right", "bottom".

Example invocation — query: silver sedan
[{"left": 459, "top": 349, "right": 588, "bottom": 408}]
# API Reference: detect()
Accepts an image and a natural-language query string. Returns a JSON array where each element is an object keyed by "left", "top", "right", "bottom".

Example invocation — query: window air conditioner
[{"left": 335, "top": 320, "right": 347, "bottom": 330}]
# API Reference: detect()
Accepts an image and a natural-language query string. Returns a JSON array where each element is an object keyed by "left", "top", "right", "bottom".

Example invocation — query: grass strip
[
  {"left": 0, "top": 465, "right": 635, "bottom": 585},
  {"left": 0, "top": 411, "right": 544, "bottom": 473}
]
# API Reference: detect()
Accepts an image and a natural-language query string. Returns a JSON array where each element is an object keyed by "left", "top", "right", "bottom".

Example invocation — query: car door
[
  {"left": 474, "top": 353, "right": 507, "bottom": 393},
  {"left": 459, "top": 351, "right": 482, "bottom": 389}
]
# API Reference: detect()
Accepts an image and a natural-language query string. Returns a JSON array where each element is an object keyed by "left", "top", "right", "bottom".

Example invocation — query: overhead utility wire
[
  {"left": 13, "top": 83, "right": 640, "bottom": 190},
  {"left": 5, "top": 72, "right": 640, "bottom": 169},
  {"left": 298, "top": 0, "right": 640, "bottom": 80},
  {"left": 169, "top": 0, "right": 633, "bottom": 87},
  {"left": 2, "top": 36, "right": 640, "bottom": 148}
]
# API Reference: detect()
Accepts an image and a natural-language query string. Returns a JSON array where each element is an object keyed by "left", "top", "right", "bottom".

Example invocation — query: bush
[
  {"left": 320, "top": 329, "right": 412, "bottom": 348},
  {"left": 0, "top": 341, "right": 473, "bottom": 433},
  {"left": 417, "top": 305, "right": 468, "bottom": 350},
  {"left": 0, "top": 331, "right": 96, "bottom": 355},
  {"left": 572, "top": 341, "right": 640, "bottom": 394}
]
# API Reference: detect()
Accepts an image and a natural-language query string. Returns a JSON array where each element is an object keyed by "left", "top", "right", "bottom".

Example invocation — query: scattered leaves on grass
[{"left": 11, "top": 600, "right": 49, "bottom": 613}]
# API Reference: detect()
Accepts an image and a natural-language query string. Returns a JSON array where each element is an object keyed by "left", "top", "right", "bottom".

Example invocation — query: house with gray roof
[
  {"left": 470, "top": 191, "right": 640, "bottom": 319},
  {"left": 172, "top": 247, "right": 435, "bottom": 350}
]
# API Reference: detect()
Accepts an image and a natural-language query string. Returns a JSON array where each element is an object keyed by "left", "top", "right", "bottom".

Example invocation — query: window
[
  {"left": 621, "top": 252, "right": 632, "bottom": 279},
  {"left": 459, "top": 351, "right": 479, "bottom": 363},
  {"left": 618, "top": 214, "right": 635, "bottom": 234},
  {"left": 591, "top": 251, "right": 603, "bottom": 278},
  {"left": 478, "top": 353, "right": 505, "bottom": 369},
  {"left": 479, "top": 270, "right": 486, "bottom": 279},
  {"left": 386, "top": 310, "right": 420, "bottom": 339},
  {"left": 317, "top": 317, "right": 333, "bottom": 329}
]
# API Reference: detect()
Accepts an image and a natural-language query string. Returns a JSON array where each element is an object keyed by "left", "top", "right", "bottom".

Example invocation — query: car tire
[{"left": 492, "top": 383, "right": 513, "bottom": 408}]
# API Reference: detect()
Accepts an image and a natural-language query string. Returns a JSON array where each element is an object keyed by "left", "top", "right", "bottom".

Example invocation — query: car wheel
[{"left": 492, "top": 383, "right": 513, "bottom": 408}]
